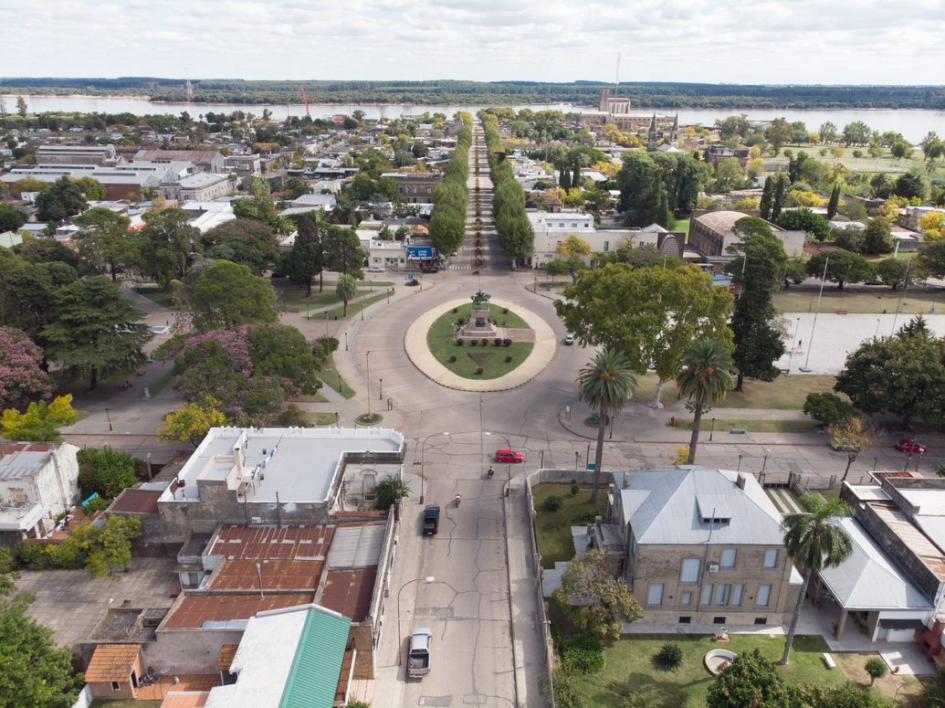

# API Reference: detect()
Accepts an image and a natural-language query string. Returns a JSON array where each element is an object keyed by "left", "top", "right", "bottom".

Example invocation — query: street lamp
[
  {"left": 366, "top": 350, "right": 372, "bottom": 417},
  {"left": 709, "top": 417, "right": 716, "bottom": 442},
  {"left": 344, "top": 331, "right": 349, "bottom": 351},
  {"left": 760, "top": 448, "right": 771, "bottom": 478},
  {"left": 397, "top": 576, "right": 435, "bottom": 665},
  {"left": 379, "top": 378, "right": 383, "bottom": 401}
]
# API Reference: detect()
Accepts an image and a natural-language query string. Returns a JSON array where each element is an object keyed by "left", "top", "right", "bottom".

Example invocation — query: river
[{"left": 4, "top": 94, "right": 945, "bottom": 143}]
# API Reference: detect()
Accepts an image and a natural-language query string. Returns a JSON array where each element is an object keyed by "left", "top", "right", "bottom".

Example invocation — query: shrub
[
  {"left": 551, "top": 670, "right": 586, "bottom": 708},
  {"left": 656, "top": 643, "right": 683, "bottom": 670},
  {"left": 503, "top": 338, "right": 512, "bottom": 346},
  {"left": 544, "top": 495, "right": 562, "bottom": 512},
  {"left": 77, "top": 447, "right": 138, "bottom": 499},
  {"left": 470, "top": 339, "right": 477, "bottom": 347},
  {"left": 504, "top": 355, "right": 512, "bottom": 363},
  {"left": 456, "top": 338, "right": 464, "bottom": 346},
  {"left": 374, "top": 476, "right": 410, "bottom": 511},
  {"left": 865, "top": 657, "right": 888, "bottom": 684},
  {"left": 570, "top": 483, "right": 580, "bottom": 496},
  {"left": 274, "top": 404, "right": 310, "bottom": 427},
  {"left": 493, "top": 338, "right": 501, "bottom": 347},
  {"left": 452, "top": 307, "right": 458, "bottom": 313},
  {"left": 448, "top": 355, "right": 457, "bottom": 363},
  {"left": 803, "top": 392, "right": 855, "bottom": 426},
  {"left": 502, "top": 307, "right": 509, "bottom": 314},
  {"left": 561, "top": 634, "right": 604, "bottom": 674},
  {"left": 475, "top": 367, "right": 484, "bottom": 375}
]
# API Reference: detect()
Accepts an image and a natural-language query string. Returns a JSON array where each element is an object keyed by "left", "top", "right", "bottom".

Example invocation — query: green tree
[
  {"left": 782, "top": 497, "right": 853, "bottom": 665},
  {"left": 864, "top": 657, "right": 887, "bottom": 686},
  {"left": 282, "top": 212, "right": 326, "bottom": 295},
  {"left": 0, "top": 253, "right": 75, "bottom": 348},
  {"left": 835, "top": 326, "right": 945, "bottom": 427},
  {"left": 335, "top": 273, "right": 358, "bottom": 317},
  {"left": 726, "top": 218, "right": 788, "bottom": 390},
  {"left": 42, "top": 278, "right": 148, "bottom": 390},
  {"left": 552, "top": 549, "right": 643, "bottom": 642},
  {"left": 34, "top": 177, "right": 87, "bottom": 222},
  {"left": 77, "top": 447, "right": 138, "bottom": 499},
  {"left": 233, "top": 177, "right": 285, "bottom": 231},
  {"left": 828, "top": 417, "right": 873, "bottom": 482},
  {"left": 74, "top": 207, "right": 135, "bottom": 280},
  {"left": 578, "top": 349, "right": 636, "bottom": 502},
  {"left": 875, "top": 258, "right": 912, "bottom": 290},
  {"left": 136, "top": 208, "right": 199, "bottom": 289},
  {"left": 806, "top": 251, "right": 874, "bottom": 290},
  {"left": 374, "top": 475, "right": 410, "bottom": 511},
  {"left": 803, "top": 392, "right": 855, "bottom": 426},
  {"left": 676, "top": 340, "right": 734, "bottom": 464},
  {"left": 15, "top": 96, "right": 27, "bottom": 117},
  {"left": 713, "top": 157, "right": 745, "bottom": 193},
  {"left": 771, "top": 175, "right": 786, "bottom": 221},
  {"left": 842, "top": 121, "right": 871, "bottom": 146},
  {"left": 0, "top": 598, "right": 84, "bottom": 707},
  {"left": 894, "top": 170, "right": 927, "bottom": 200},
  {"left": 187, "top": 260, "right": 277, "bottom": 331},
  {"left": 706, "top": 649, "right": 793, "bottom": 708},
  {"left": 918, "top": 240, "right": 945, "bottom": 279},
  {"left": 862, "top": 218, "right": 894, "bottom": 255},
  {"left": 777, "top": 208, "right": 829, "bottom": 241},
  {"left": 826, "top": 183, "right": 841, "bottom": 219},
  {"left": 200, "top": 218, "right": 279, "bottom": 274},
  {"left": 248, "top": 324, "right": 321, "bottom": 396},
  {"left": 324, "top": 224, "right": 366, "bottom": 278},
  {"left": 0, "top": 204, "right": 26, "bottom": 233},
  {"left": 766, "top": 117, "right": 794, "bottom": 153},
  {"left": 73, "top": 176, "right": 106, "bottom": 200},
  {"left": 759, "top": 177, "right": 774, "bottom": 220}
]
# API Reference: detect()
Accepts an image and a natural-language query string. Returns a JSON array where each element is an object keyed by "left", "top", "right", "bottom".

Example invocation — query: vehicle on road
[
  {"left": 895, "top": 439, "right": 928, "bottom": 455},
  {"left": 407, "top": 629, "right": 432, "bottom": 678},
  {"left": 422, "top": 506, "right": 440, "bottom": 535},
  {"left": 149, "top": 324, "right": 170, "bottom": 335},
  {"left": 421, "top": 265, "right": 439, "bottom": 273},
  {"left": 495, "top": 449, "right": 525, "bottom": 464},
  {"left": 563, "top": 334, "right": 574, "bottom": 345}
]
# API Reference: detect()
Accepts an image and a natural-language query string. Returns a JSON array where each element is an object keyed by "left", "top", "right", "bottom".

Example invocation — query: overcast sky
[{"left": 3, "top": 0, "right": 945, "bottom": 84}]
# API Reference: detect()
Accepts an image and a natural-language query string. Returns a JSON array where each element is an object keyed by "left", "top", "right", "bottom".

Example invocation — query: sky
[{"left": 2, "top": 0, "right": 945, "bottom": 85}]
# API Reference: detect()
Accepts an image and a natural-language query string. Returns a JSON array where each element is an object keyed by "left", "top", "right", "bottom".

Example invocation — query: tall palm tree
[
  {"left": 675, "top": 340, "right": 734, "bottom": 465},
  {"left": 336, "top": 273, "right": 357, "bottom": 317},
  {"left": 781, "top": 497, "right": 853, "bottom": 665},
  {"left": 578, "top": 348, "right": 636, "bottom": 502}
]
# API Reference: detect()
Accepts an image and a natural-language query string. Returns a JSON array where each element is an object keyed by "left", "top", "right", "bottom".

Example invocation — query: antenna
[{"left": 615, "top": 52, "right": 621, "bottom": 87}]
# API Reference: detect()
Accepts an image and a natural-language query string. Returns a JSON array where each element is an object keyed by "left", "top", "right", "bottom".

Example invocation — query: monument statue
[{"left": 471, "top": 290, "right": 491, "bottom": 308}]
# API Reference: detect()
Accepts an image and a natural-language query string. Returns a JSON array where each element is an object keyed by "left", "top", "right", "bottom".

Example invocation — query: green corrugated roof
[{"left": 279, "top": 607, "right": 352, "bottom": 708}]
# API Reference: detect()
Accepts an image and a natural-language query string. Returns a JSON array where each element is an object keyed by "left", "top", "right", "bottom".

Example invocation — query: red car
[
  {"left": 495, "top": 449, "right": 525, "bottom": 464},
  {"left": 895, "top": 439, "right": 928, "bottom": 455}
]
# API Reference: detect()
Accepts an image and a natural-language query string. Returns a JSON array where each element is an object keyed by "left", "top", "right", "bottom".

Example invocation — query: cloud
[{"left": 1, "top": 0, "right": 944, "bottom": 83}]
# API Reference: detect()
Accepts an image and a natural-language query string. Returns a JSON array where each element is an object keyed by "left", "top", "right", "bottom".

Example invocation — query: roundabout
[{"left": 404, "top": 294, "right": 557, "bottom": 392}]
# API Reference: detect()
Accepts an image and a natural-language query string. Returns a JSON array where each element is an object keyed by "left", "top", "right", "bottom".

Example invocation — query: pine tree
[
  {"left": 559, "top": 168, "right": 571, "bottom": 190},
  {"left": 827, "top": 183, "right": 841, "bottom": 219},
  {"left": 771, "top": 175, "right": 786, "bottom": 221},
  {"left": 759, "top": 177, "right": 773, "bottom": 220}
]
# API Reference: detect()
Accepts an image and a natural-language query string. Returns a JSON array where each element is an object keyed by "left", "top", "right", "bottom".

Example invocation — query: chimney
[{"left": 736, "top": 474, "right": 747, "bottom": 490}]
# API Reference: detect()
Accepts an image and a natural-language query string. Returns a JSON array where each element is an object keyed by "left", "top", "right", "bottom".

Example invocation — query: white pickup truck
[{"left": 407, "top": 628, "right": 432, "bottom": 679}]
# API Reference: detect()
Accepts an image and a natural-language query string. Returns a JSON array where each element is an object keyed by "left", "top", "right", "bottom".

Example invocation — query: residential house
[
  {"left": 135, "top": 150, "right": 226, "bottom": 174},
  {"left": 689, "top": 210, "right": 806, "bottom": 262},
  {"left": 607, "top": 467, "right": 801, "bottom": 628},
  {"left": 380, "top": 171, "right": 443, "bottom": 204}
]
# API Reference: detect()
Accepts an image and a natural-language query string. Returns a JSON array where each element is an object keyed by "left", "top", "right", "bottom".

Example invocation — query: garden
[{"left": 425, "top": 302, "right": 534, "bottom": 379}]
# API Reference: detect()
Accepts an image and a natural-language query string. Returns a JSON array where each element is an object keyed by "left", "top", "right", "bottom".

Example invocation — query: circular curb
[{"left": 404, "top": 297, "right": 557, "bottom": 392}]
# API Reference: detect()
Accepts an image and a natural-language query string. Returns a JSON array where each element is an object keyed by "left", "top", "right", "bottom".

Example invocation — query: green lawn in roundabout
[{"left": 426, "top": 303, "right": 534, "bottom": 379}]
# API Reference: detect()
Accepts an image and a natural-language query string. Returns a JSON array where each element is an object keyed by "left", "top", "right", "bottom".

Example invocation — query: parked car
[
  {"left": 563, "top": 334, "right": 574, "bottom": 345},
  {"left": 407, "top": 628, "right": 432, "bottom": 678},
  {"left": 421, "top": 265, "right": 439, "bottom": 273},
  {"left": 895, "top": 439, "right": 928, "bottom": 455},
  {"left": 495, "top": 449, "right": 525, "bottom": 464},
  {"left": 422, "top": 506, "right": 440, "bottom": 535}
]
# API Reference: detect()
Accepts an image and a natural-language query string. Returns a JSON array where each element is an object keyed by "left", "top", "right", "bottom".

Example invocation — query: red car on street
[
  {"left": 495, "top": 449, "right": 525, "bottom": 464},
  {"left": 895, "top": 439, "right": 928, "bottom": 455}
]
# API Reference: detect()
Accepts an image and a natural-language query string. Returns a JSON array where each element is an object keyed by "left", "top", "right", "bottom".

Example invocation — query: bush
[
  {"left": 865, "top": 657, "right": 888, "bottom": 684},
  {"left": 656, "top": 643, "right": 683, "bottom": 670},
  {"left": 803, "top": 392, "right": 856, "bottom": 426},
  {"left": 77, "top": 447, "right": 138, "bottom": 499},
  {"left": 274, "top": 404, "right": 310, "bottom": 427},
  {"left": 551, "top": 670, "right": 586, "bottom": 708},
  {"left": 544, "top": 495, "right": 562, "bottom": 512},
  {"left": 502, "top": 307, "right": 509, "bottom": 314},
  {"left": 374, "top": 476, "right": 410, "bottom": 511},
  {"left": 452, "top": 307, "right": 458, "bottom": 313},
  {"left": 493, "top": 338, "right": 501, "bottom": 346},
  {"left": 504, "top": 355, "right": 512, "bottom": 363},
  {"left": 570, "top": 483, "right": 580, "bottom": 496},
  {"left": 561, "top": 634, "right": 604, "bottom": 674},
  {"left": 475, "top": 367, "right": 484, "bottom": 375},
  {"left": 448, "top": 355, "right": 457, "bottom": 363},
  {"left": 470, "top": 339, "right": 477, "bottom": 347},
  {"left": 503, "top": 338, "right": 512, "bottom": 346},
  {"left": 456, "top": 338, "right": 464, "bottom": 346}
]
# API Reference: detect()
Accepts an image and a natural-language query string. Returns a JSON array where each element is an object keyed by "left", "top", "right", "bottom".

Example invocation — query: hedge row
[{"left": 429, "top": 112, "right": 473, "bottom": 255}]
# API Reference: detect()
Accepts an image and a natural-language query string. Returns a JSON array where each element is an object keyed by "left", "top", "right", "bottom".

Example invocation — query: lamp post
[
  {"left": 379, "top": 378, "right": 383, "bottom": 401},
  {"left": 105, "top": 407, "right": 113, "bottom": 432},
  {"left": 344, "top": 331, "right": 348, "bottom": 351},
  {"left": 366, "top": 350, "right": 372, "bottom": 417},
  {"left": 397, "top": 576, "right": 435, "bottom": 665},
  {"left": 709, "top": 417, "right": 716, "bottom": 442},
  {"left": 760, "top": 448, "right": 771, "bottom": 479}
]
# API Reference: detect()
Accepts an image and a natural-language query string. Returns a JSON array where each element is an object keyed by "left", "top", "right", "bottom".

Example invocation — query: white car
[
  {"left": 149, "top": 325, "right": 170, "bottom": 335},
  {"left": 367, "top": 266, "right": 385, "bottom": 273},
  {"left": 563, "top": 334, "right": 575, "bottom": 345}
]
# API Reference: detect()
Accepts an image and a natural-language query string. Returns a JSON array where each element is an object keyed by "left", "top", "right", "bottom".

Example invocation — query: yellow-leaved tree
[
  {"left": 158, "top": 397, "right": 228, "bottom": 448},
  {"left": 919, "top": 211, "right": 945, "bottom": 241},
  {"left": 1, "top": 395, "right": 77, "bottom": 441}
]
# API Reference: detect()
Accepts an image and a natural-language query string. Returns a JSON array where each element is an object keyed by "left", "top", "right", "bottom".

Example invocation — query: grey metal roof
[
  {"left": 326, "top": 523, "right": 385, "bottom": 569},
  {"left": 0, "top": 450, "right": 50, "bottom": 480},
  {"left": 819, "top": 518, "right": 933, "bottom": 611},
  {"left": 617, "top": 467, "right": 785, "bottom": 546}
]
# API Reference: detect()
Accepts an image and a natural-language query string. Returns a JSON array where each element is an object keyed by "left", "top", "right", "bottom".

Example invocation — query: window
[
  {"left": 680, "top": 591, "right": 692, "bottom": 606},
  {"left": 111, "top": 682, "right": 121, "bottom": 692},
  {"left": 721, "top": 548, "right": 737, "bottom": 569},
  {"left": 732, "top": 584, "right": 744, "bottom": 607},
  {"left": 647, "top": 583, "right": 664, "bottom": 607},
  {"left": 700, "top": 584, "right": 713, "bottom": 606},
  {"left": 678, "top": 616, "right": 691, "bottom": 624},
  {"left": 716, "top": 584, "right": 732, "bottom": 607},
  {"left": 680, "top": 559, "right": 700, "bottom": 584},
  {"left": 754, "top": 617, "right": 768, "bottom": 625},
  {"left": 757, "top": 584, "right": 772, "bottom": 607},
  {"left": 713, "top": 616, "right": 727, "bottom": 624},
  {"left": 764, "top": 549, "right": 779, "bottom": 569}
]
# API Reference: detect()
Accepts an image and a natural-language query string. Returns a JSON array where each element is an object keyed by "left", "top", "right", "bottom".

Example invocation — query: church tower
[{"left": 647, "top": 113, "right": 658, "bottom": 151}]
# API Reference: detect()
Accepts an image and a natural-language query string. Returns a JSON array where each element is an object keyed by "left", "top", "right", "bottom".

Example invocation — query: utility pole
[{"left": 801, "top": 256, "right": 829, "bottom": 372}]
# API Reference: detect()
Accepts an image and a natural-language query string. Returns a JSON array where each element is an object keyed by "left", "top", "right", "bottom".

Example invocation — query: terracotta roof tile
[{"left": 85, "top": 644, "right": 141, "bottom": 683}]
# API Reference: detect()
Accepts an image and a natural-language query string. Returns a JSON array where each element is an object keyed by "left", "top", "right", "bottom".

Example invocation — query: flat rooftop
[
  {"left": 162, "top": 427, "right": 404, "bottom": 505},
  {"left": 320, "top": 568, "right": 376, "bottom": 622},
  {"left": 162, "top": 594, "right": 314, "bottom": 630}
]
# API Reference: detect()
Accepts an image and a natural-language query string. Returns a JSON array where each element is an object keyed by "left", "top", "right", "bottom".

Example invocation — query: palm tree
[
  {"left": 336, "top": 273, "right": 357, "bottom": 317},
  {"left": 781, "top": 497, "right": 853, "bottom": 665},
  {"left": 578, "top": 348, "right": 636, "bottom": 502},
  {"left": 675, "top": 340, "right": 734, "bottom": 465}
]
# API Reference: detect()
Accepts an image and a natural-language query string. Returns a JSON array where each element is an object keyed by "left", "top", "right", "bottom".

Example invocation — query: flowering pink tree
[
  {"left": 179, "top": 327, "right": 253, "bottom": 375},
  {"left": 0, "top": 327, "right": 54, "bottom": 410}
]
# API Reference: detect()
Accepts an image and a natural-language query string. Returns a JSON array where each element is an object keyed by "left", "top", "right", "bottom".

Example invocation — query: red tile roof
[
  {"left": 110, "top": 488, "right": 161, "bottom": 515},
  {"left": 85, "top": 644, "right": 141, "bottom": 683}
]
